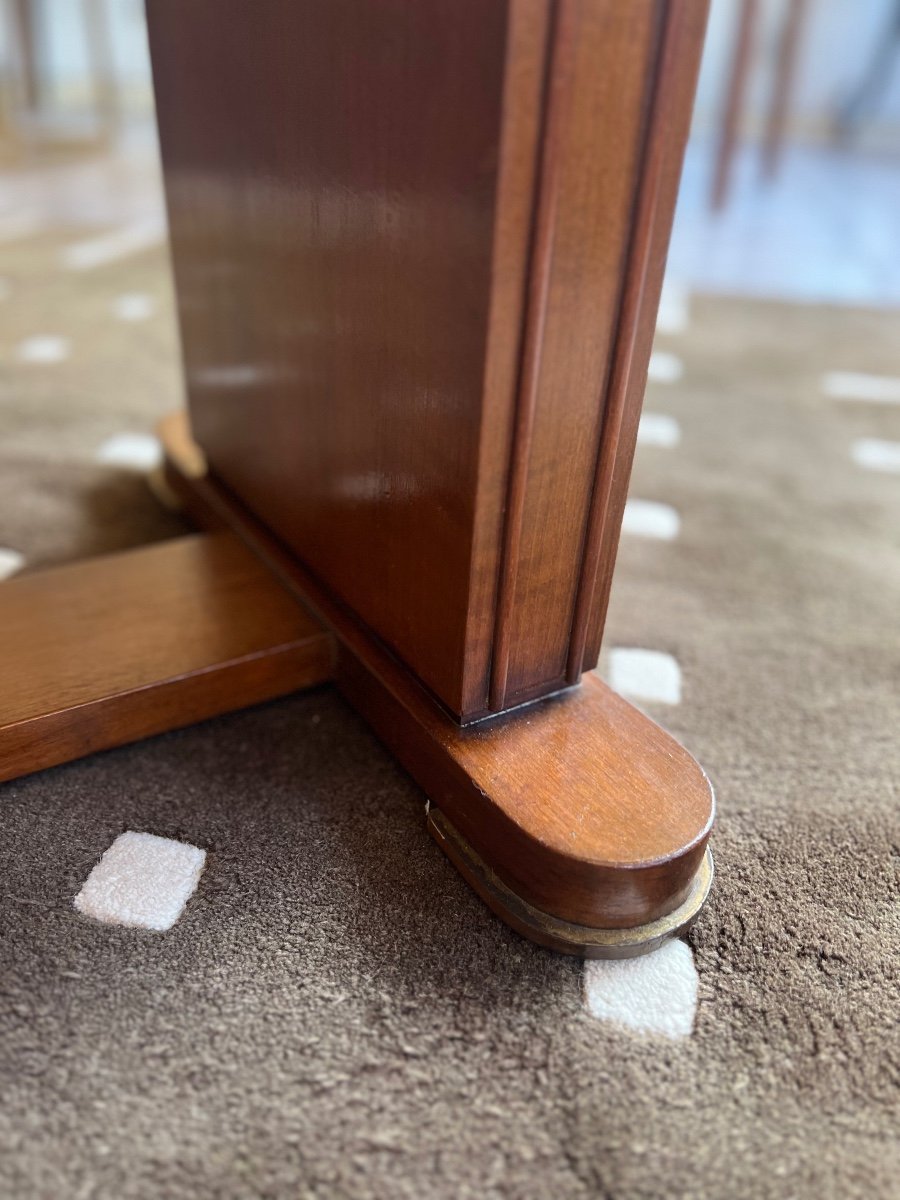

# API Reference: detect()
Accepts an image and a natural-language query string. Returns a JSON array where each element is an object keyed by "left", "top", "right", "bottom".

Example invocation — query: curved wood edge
[
  {"left": 429, "top": 809, "right": 714, "bottom": 958},
  {"left": 338, "top": 650, "right": 714, "bottom": 932},
  {"left": 160, "top": 411, "right": 715, "bottom": 951}
]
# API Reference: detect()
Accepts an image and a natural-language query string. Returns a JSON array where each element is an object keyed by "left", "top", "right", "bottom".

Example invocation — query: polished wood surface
[
  {"left": 148, "top": 0, "right": 516, "bottom": 721},
  {"left": 147, "top": 0, "right": 708, "bottom": 722},
  {"left": 492, "top": 0, "right": 708, "bottom": 705},
  {"left": 0, "top": 534, "right": 334, "bottom": 783},
  {"left": 341, "top": 655, "right": 713, "bottom": 930},
  {"left": 430, "top": 810, "right": 714, "bottom": 958},
  {"left": 162, "top": 415, "right": 714, "bottom": 942}
]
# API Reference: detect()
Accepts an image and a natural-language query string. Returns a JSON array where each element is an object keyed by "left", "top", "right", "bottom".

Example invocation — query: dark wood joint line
[
  {"left": 565, "top": 0, "right": 685, "bottom": 684},
  {"left": 488, "top": 0, "right": 571, "bottom": 714},
  {"left": 161, "top": 413, "right": 716, "bottom": 958}
]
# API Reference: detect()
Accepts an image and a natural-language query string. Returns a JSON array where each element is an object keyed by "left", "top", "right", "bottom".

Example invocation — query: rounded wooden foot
[
  {"left": 429, "top": 808, "right": 714, "bottom": 958},
  {"left": 160, "top": 410, "right": 716, "bottom": 954}
]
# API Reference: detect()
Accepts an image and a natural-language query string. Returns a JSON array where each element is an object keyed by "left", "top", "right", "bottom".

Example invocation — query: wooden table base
[
  {"left": 1, "top": 4, "right": 715, "bottom": 958},
  {"left": 138, "top": 2, "right": 714, "bottom": 956},
  {"left": 158, "top": 411, "right": 715, "bottom": 957},
  {"left": 0, "top": 414, "right": 714, "bottom": 957},
  {"left": 430, "top": 809, "right": 714, "bottom": 959},
  {"left": 0, "top": 533, "right": 334, "bottom": 783}
]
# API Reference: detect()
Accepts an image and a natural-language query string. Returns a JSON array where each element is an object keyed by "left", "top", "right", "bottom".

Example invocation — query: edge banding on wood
[
  {"left": 429, "top": 807, "right": 714, "bottom": 958},
  {"left": 160, "top": 411, "right": 716, "bottom": 957},
  {"left": 0, "top": 532, "right": 334, "bottom": 784}
]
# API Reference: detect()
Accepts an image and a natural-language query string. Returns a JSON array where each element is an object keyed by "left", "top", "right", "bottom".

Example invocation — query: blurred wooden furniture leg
[
  {"left": 836, "top": 0, "right": 900, "bottom": 141},
  {"left": 762, "top": 0, "right": 808, "bottom": 181},
  {"left": 145, "top": 0, "right": 715, "bottom": 956},
  {"left": 83, "top": 0, "right": 120, "bottom": 147},
  {"left": 711, "top": 0, "right": 757, "bottom": 211},
  {"left": 11, "top": 0, "right": 40, "bottom": 114},
  {"left": 1, "top": 0, "right": 40, "bottom": 155},
  {"left": 3, "top": 0, "right": 120, "bottom": 153}
]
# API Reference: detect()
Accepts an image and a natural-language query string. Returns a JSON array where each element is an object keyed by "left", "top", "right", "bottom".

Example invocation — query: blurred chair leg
[
  {"left": 12, "top": 0, "right": 40, "bottom": 113},
  {"left": 710, "top": 0, "right": 757, "bottom": 212},
  {"left": 83, "top": 0, "right": 120, "bottom": 146},
  {"left": 761, "top": 0, "right": 808, "bottom": 182},
  {"left": 835, "top": 0, "right": 900, "bottom": 143}
]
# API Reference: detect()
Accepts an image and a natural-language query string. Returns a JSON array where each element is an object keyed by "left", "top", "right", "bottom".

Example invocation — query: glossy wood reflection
[
  {"left": 147, "top": 0, "right": 708, "bottom": 722},
  {"left": 161, "top": 415, "right": 714, "bottom": 941},
  {"left": 0, "top": 534, "right": 334, "bottom": 782},
  {"left": 148, "top": 0, "right": 517, "bottom": 719}
]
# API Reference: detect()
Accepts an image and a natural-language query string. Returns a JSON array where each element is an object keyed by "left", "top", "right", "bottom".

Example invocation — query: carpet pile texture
[{"left": 1, "top": 233, "right": 898, "bottom": 1198}]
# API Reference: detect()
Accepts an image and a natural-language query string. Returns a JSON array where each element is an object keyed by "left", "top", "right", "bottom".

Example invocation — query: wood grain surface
[
  {"left": 148, "top": 0, "right": 517, "bottom": 720},
  {"left": 162, "top": 416, "right": 714, "bottom": 936},
  {"left": 147, "top": 0, "right": 708, "bottom": 722},
  {"left": 569, "top": 0, "right": 709, "bottom": 679},
  {"left": 341, "top": 654, "right": 714, "bottom": 930},
  {"left": 429, "top": 809, "right": 714, "bottom": 957},
  {"left": 0, "top": 534, "right": 334, "bottom": 783}
]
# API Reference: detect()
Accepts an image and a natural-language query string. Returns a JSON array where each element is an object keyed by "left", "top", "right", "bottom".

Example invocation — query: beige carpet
[
  {"left": 0, "top": 227, "right": 187, "bottom": 566},
  {"left": 1, "top": 228, "right": 898, "bottom": 1198}
]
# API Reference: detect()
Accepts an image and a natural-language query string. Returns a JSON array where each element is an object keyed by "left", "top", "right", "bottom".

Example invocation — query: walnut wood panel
[
  {"left": 575, "top": 0, "right": 709, "bottom": 676},
  {"left": 161, "top": 414, "right": 714, "bottom": 942},
  {"left": 0, "top": 534, "right": 334, "bottom": 783},
  {"left": 147, "top": 0, "right": 530, "bottom": 721},
  {"left": 494, "top": 0, "right": 709, "bottom": 705},
  {"left": 148, "top": 0, "right": 707, "bottom": 723},
  {"left": 430, "top": 809, "right": 714, "bottom": 958}
]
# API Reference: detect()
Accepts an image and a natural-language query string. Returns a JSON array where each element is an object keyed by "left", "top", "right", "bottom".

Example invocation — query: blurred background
[{"left": 0, "top": 0, "right": 898, "bottom": 571}]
